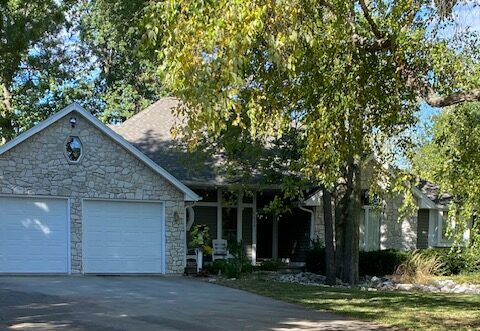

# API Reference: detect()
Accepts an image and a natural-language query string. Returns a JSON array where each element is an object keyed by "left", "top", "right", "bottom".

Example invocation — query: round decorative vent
[{"left": 65, "top": 136, "right": 83, "bottom": 162}]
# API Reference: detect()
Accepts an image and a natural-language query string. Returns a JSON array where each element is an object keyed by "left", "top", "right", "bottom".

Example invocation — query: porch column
[
  {"left": 217, "top": 188, "right": 222, "bottom": 239},
  {"left": 272, "top": 216, "right": 278, "bottom": 260},
  {"left": 252, "top": 192, "right": 257, "bottom": 265},
  {"left": 237, "top": 192, "right": 243, "bottom": 242}
]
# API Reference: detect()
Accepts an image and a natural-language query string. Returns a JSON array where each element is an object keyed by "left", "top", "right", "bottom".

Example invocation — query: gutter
[{"left": 298, "top": 204, "right": 315, "bottom": 242}]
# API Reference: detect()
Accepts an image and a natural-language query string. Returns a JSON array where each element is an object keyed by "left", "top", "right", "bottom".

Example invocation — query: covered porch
[{"left": 185, "top": 188, "right": 313, "bottom": 266}]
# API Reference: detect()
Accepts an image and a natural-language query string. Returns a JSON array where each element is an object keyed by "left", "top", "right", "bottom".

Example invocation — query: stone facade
[
  {"left": 312, "top": 162, "right": 418, "bottom": 251},
  {"left": 0, "top": 111, "right": 186, "bottom": 274}
]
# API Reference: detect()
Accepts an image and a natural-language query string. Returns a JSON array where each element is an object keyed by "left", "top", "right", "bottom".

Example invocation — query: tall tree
[
  {"left": 0, "top": 0, "right": 77, "bottom": 142},
  {"left": 412, "top": 102, "right": 480, "bottom": 245},
  {"left": 79, "top": 0, "right": 166, "bottom": 123},
  {"left": 143, "top": 0, "right": 480, "bottom": 283}
]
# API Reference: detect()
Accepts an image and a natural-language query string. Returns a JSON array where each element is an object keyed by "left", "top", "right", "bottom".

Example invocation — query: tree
[
  {"left": 0, "top": 0, "right": 79, "bottom": 142},
  {"left": 143, "top": 0, "right": 480, "bottom": 284},
  {"left": 412, "top": 102, "right": 480, "bottom": 245},
  {"left": 79, "top": 0, "right": 166, "bottom": 123}
]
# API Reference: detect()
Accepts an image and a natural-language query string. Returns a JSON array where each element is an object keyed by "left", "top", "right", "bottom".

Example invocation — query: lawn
[{"left": 218, "top": 273, "right": 480, "bottom": 331}]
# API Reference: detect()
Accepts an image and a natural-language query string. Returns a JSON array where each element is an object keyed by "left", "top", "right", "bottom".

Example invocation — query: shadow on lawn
[{"left": 227, "top": 278, "right": 480, "bottom": 331}]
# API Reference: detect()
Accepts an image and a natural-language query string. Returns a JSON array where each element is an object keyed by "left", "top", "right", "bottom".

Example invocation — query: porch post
[
  {"left": 237, "top": 192, "right": 243, "bottom": 242},
  {"left": 252, "top": 191, "right": 257, "bottom": 265},
  {"left": 272, "top": 216, "right": 278, "bottom": 260},
  {"left": 217, "top": 188, "right": 222, "bottom": 239}
]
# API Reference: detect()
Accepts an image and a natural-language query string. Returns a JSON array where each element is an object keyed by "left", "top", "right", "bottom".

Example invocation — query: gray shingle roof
[
  {"left": 111, "top": 97, "right": 226, "bottom": 186},
  {"left": 417, "top": 179, "right": 452, "bottom": 207}
]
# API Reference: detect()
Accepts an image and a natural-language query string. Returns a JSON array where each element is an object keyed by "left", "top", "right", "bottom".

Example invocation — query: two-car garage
[
  {"left": 0, "top": 103, "right": 199, "bottom": 274},
  {"left": 0, "top": 196, "right": 165, "bottom": 274}
]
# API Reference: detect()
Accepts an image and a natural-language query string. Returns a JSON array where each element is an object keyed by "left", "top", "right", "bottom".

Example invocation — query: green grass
[{"left": 218, "top": 273, "right": 480, "bottom": 331}]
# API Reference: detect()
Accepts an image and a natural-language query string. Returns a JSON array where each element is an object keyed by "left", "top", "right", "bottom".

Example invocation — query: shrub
[
  {"left": 359, "top": 250, "right": 409, "bottom": 276},
  {"left": 205, "top": 240, "right": 254, "bottom": 278},
  {"left": 462, "top": 245, "right": 480, "bottom": 273},
  {"left": 306, "top": 245, "right": 408, "bottom": 276},
  {"left": 395, "top": 251, "right": 444, "bottom": 284},
  {"left": 305, "top": 238, "right": 326, "bottom": 274},
  {"left": 205, "top": 259, "right": 229, "bottom": 275},
  {"left": 421, "top": 248, "right": 464, "bottom": 274},
  {"left": 421, "top": 247, "right": 480, "bottom": 275}
]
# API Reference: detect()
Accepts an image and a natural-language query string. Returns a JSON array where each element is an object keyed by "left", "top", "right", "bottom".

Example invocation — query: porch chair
[{"left": 212, "top": 239, "right": 229, "bottom": 261}]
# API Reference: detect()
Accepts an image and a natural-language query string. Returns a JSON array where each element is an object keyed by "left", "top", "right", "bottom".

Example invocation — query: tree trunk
[
  {"left": 334, "top": 193, "right": 345, "bottom": 280},
  {"left": 322, "top": 186, "right": 336, "bottom": 286},
  {"left": 341, "top": 159, "right": 361, "bottom": 285},
  {"left": 1, "top": 83, "right": 14, "bottom": 142}
]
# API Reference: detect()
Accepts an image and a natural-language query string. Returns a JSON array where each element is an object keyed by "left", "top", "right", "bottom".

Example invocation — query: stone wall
[
  {"left": 311, "top": 161, "right": 418, "bottom": 251},
  {"left": 0, "top": 111, "right": 186, "bottom": 274}
]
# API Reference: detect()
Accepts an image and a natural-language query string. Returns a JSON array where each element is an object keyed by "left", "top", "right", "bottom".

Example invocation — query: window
[
  {"left": 65, "top": 136, "right": 83, "bottom": 162},
  {"left": 360, "top": 207, "right": 381, "bottom": 251},
  {"left": 438, "top": 211, "right": 454, "bottom": 244},
  {"left": 222, "top": 207, "right": 237, "bottom": 243}
]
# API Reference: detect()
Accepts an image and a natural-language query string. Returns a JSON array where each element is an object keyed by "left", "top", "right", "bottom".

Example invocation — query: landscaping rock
[
  {"left": 274, "top": 272, "right": 480, "bottom": 295},
  {"left": 396, "top": 283, "right": 415, "bottom": 291}
]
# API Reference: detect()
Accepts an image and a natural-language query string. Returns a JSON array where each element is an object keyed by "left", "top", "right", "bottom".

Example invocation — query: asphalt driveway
[{"left": 0, "top": 276, "right": 390, "bottom": 331}]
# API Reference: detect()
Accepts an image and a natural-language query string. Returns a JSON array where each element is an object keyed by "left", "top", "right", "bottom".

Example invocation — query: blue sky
[{"left": 418, "top": 1, "right": 480, "bottom": 130}]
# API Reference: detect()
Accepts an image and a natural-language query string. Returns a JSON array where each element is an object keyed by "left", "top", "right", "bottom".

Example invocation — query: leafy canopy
[
  {"left": 412, "top": 102, "right": 480, "bottom": 245},
  {"left": 143, "top": 0, "right": 480, "bottom": 189}
]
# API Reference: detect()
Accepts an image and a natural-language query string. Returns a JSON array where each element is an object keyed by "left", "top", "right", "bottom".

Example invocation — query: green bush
[
  {"left": 359, "top": 250, "right": 409, "bottom": 276},
  {"left": 305, "top": 247, "right": 326, "bottom": 274},
  {"left": 421, "top": 247, "right": 480, "bottom": 275},
  {"left": 306, "top": 245, "right": 408, "bottom": 276},
  {"left": 205, "top": 259, "right": 229, "bottom": 275},
  {"left": 205, "top": 241, "right": 253, "bottom": 278}
]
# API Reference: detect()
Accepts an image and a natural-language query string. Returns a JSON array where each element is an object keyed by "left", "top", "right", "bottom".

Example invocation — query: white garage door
[
  {"left": 0, "top": 196, "right": 69, "bottom": 273},
  {"left": 83, "top": 200, "right": 165, "bottom": 274}
]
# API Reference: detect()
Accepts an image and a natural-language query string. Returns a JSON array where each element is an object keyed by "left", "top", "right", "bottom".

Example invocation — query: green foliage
[
  {"left": 412, "top": 103, "right": 480, "bottom": 247},
  {"left": 79, "top": 0, "right": 166, "bottom": 123},
  {"left": 142, "top": 0, "right": 480, "bottom": 283},
  {"left": 226, "top": 240, "right": 253, "bottom": 277},
  {"left": 189, "top": 224, "right": 210, "bottom": 248},
  {"left": 305, "top": 238, "right": 326, "bottom": 274},
  {"left": 422, "top": 247, "right": 480, "bottom": 275},
  {"left": 0, "top": 0, "right": 80, "bottom": 142},
  {"left": 205, "top": 259, "right": 229, "bottom": 275},
  {"left": 395, "top": 251, "right": 444, "bottom": 284},
  {"left": 205, "top": 243, "right": 253, "bottom": 278},
  {"left": 306, "top": 246, "right": 409, "bottom": 277},
  {"left": 359, "top": 250, "right": 409, "bottom": 277},
  {"left": 142, "top": 0, "right": 480, "bottom": 188}
]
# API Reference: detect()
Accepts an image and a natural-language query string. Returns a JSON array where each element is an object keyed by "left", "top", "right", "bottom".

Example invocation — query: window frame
[
  {"left": 64, "top": 136, "right": 84, "bottom": 164},
  {"left": 360, "top": 205, "right": 382, "bottom": 252}
]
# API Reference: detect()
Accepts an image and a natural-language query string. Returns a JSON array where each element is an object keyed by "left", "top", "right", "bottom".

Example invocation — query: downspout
[
  {"left": 298, "top": 204, "right": 315, "bottom": 245},
  {"left": 184, "top": 202, "right": 197, "bottom": 270}
]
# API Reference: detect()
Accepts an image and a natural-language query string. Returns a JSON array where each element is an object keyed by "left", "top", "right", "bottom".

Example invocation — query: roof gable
[{"left": 0, "top": 102, "right": 200, "bottom": 201}]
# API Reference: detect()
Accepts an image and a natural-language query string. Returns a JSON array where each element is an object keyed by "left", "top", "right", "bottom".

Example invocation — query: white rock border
[{"left": 274, "top": 272, "right": 480, "bottom": 294}]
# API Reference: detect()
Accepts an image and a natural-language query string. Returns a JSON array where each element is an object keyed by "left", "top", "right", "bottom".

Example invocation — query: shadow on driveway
[{"left": 0, "top": 276, "right": 392, "bottom": 331}]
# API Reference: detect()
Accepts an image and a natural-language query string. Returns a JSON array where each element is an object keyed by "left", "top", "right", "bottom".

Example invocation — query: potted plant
[{"left": 189, "top": 224, "right": 211, "bottom": 272}]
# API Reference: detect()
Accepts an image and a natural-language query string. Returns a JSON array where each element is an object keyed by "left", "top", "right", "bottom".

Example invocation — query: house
[
  {"left": 0, "top": 99, "right": 465, "bottom": 275},
  {"left": 0, "top": 102, "right": 200, "bottom": 274},
  {"left": 112, "top": 98, "right": 466, "bottom": 263}
]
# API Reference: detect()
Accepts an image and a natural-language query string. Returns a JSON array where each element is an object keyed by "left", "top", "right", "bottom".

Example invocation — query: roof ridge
[{"left": 118, "top": 96, "right": 179, "bottom": 128}]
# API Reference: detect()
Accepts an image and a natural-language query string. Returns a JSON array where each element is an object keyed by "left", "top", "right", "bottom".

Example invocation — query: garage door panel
[
  {"left": 0, "top": 197, "right": 69, "bottom": 273},
  {"left": 83, "top": 200, "right": 164, "bottom": 274}
]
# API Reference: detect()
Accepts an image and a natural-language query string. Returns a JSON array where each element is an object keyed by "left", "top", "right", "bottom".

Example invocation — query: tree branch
[
  {"left": 423, "top": 88, "right": 480, "bottom": 108},
  {"left": 358, "top": 0, "right": 383, "bottom": 39}
]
